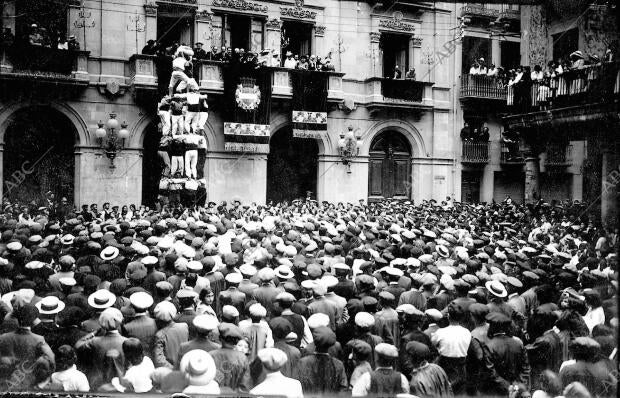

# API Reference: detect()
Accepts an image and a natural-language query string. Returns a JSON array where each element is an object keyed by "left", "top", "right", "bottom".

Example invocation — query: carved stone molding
[
  {"left": 369, "top": 32, "right": 381, "bottom": 43},
  {"left": 314, "top": 25, "right": 326, "bottom": 37},
  {"left": 527, "top": 5, "right": 548, "bottom": 68},
  {"left": 196, "top": 9, "right": 212, "bottom": 22},
  {"left": 412, "top": 36, "right": 422, "bottom": 47},
  {"left": 266, "top": 18, "right": 282, "bottom": 31},
  {"left": 212, "top": 0, "right": 267, "bottom": 13},
  {"left": 379, "top": 11, "right": 415, "bottom": 32},
  {"left": 144, "top": 3, "right": 158, "bottom": 16},
  {"left": 280, "top": 0, "right": 316, "bottom": 20}
]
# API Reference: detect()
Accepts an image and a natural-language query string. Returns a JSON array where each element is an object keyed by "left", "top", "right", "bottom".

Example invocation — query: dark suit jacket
[
  {"left": 486, "top": 335, "right": 530, "bottom": 386},
  {"left": 123, "top": 313, "right": 158, "bottom": 358}
]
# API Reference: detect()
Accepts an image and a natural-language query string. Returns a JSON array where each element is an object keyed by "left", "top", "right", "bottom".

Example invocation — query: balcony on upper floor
[
  {"left": 504, "top": 62, "right": 620, "bottom": 133},
  {"left": 364, "top": 78, "right": 434, "bottom": 111},
  {"left": 462, "top": 141, "right": 490, "bottom": 164},
  {"left": 0, "top": 44, "right": 89, "bottom": 95},
  {"left": 500, "top": 142, "right": 524, "bottom": 165},
  {"left": 460, "top": 74, "right": 507, "bottom": 103},
  {"left": 545, "top": 143, "right": 573, "bottom": 167},
  {"left": 460, "top": 4, "right": 500, "bottom": 21}
]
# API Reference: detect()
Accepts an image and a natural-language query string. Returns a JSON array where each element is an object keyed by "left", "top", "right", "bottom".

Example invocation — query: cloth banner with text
[
  {"left": 291, "top": 70, "right": 328, "bottom": 139},
  {"left": 223, "top": 122, "right": 270, "bottom": 153}
]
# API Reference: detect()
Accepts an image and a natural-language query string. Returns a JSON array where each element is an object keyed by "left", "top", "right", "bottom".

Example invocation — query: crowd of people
[
  {"left": 0, "top": 24, "right": 80, "bottom": 51},
  {"left": 142, "top": 40, "right": 336, "bottom": 72},
  {"left": 0, "top": 196, "right": 616, "bottom": 397},
  {"left": 467, "top": 49, "right": 616, "bottom": 110}
]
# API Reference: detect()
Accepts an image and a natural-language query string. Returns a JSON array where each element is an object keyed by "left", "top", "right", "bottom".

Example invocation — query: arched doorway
[
  {"left": 267, "top": 127, "right": 318, "bottom": 203},
  {"left": 368, "top": 131, "right": 412, "bottom": 200},
  {"left": 3, "top": 106, "right": 77, "bottom": 204},
  {"left": 141, "top": 122, "right": 161, "bottom": 207}
]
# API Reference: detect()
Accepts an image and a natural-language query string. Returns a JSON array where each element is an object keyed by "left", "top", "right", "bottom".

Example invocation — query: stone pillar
[
  {"left": 195, "top": 10, "right": 212, "bottom": 48},
  {"left": 314, "top": 26, "right": 326, "bottom": 62},
  {"left": 2, "top": 1, "right": 15, "bottom": 35},
  {"left": 491, "top": 37, "right": 501, "bottom": 66},
  {"left": 601, "top": 147, "right": 619, "bottom": 228},
  {"left": 524, "top": 147, "right": 541, "bottom": 204},
  {"left": 144, "top": 3, "right": 158, "bottom": 46},
  {"left": 369, "top": 32, "right": 381, "bottom": 78},
  {"left": 412, "top": 36, "right": 422, "bottom": 78},
  {"left": 265, "top": 18, "right": 282, "bottom": 58},
  {"left": 520, "top": 4, "right": 548, "bottom": 67}
]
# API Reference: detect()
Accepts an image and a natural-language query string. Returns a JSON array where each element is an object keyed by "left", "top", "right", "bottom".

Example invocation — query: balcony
[
  {"left": 545, "top": 143, "right": 573, "bottom": 167},
  {"left": 504, "top": 62, "right": 620, "bottom": 132},
  {"left": 462, "top": 141, "right": 490, "bottom": 164},
  {"left": 460, "top": 4, "right": 500, "bottom": 20},
  {"left": 499, "top": 8, "right": 520, "bottom": 21},
  {"left": 460, "top": 74, "right": 507, "bottom": 101},
  {"left": 365, "top": 78, "right": 434, "bottom": 110},
  {"left": 0, "top": 44, "right": 89, "bottom": 93},
  {"left": 500, "top": 142, "right": 524, "bottom": 165}
]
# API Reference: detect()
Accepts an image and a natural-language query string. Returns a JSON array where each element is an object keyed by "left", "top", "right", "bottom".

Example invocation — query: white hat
[
  {"left": 239, "top": 264, "right": 257, "bottom": 276},
  {"left": 193, "top": 315, "right": 219, "bottom": 332},
  {"left": 307, "top": 313, "right": 330, "bottom": 329},
  {"left": 154, "top": 301, "right": 177, "bottom": 322},
  {"left": 6, "top": 242, "right": 22, "bottom": 251},
  {"left": 36, "top": 296, "right": 65, "bottom": 315},
  {"left": 99, "top": 307, "right": 123, "bottom": 329},
  {"left": 375, "top": 343, "right": 399, "bottom": 358},
  {"left": 275, "top": 265, "right": 294, "bottom": 279},
  {"left": 130, "top": 292, "right": 154, "bottom": 310},
  {"left": 355, "top": 311, "right": 375, "bottom": 328},
  {"left": 187, "top": 261, "right": 203, "bottom": 272},
  {"left": 485, "top": 280, "right": 508, "bottom": 298},
  {"left": 88, "top": 289, "right": 116, "bottom": 309},
  {"left": 100, "top": 246, "right": 120, "bottom": 261},
  {"left": 321, "top": 274, "right": 338, "bottom": 288},
  {"left": 225, "top": 272, "right": 242, "bottom": 284},
  {"left": 222, "top": 305, "right": 239, "bottom": 318},
  {"left": 257, "top": 347, "right": 288, "bottom": 370},
  {"left": 249, "top": 303, "right": 267, "bottom": 317},
  {"left": 141, "top": 256, "right": 159, "bottom": 266},
  {"left": 180, "top": 350, "right": 217, "bottom": 386},
  {"left": 61, "top": 234, "right": 75, "bottom": 245}
]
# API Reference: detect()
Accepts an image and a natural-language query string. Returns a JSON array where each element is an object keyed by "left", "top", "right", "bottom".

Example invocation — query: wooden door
[{"left": 368, "top": 131, "right": 412, "bottom": 201}]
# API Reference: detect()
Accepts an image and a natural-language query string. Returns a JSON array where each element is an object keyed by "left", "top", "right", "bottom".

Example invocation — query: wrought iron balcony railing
[
  {"left": 460, "top": 74, "right": 507, "bottom": 100},
  {"left": 545, "top": 143, "right": 573, "bottom": 167},
  {"left": 500, "top": 142, "right": 524, "bottom": 164},
  {"left": 462, "top": 141, "right": 490, "bottom": 163}
]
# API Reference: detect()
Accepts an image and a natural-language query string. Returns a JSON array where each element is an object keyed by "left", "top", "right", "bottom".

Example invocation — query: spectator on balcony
[
  {"left": 308, "top": 55, "right": 318, "bottom": 71},
  {"left": 460, "top": 123, "right": 472, "bottom": 141},
  {"left": 487, "top": 64, "right": 498, "bottom": 77},
  {"left": 283, "top": 51, "right": 296, "bottom": 68},
  {"left": 531, "top": 65, "right": 544, "bottom": 82},
  {"left": 142, "top": 40, "right": 157, "bottom": 55},
  {"left": 405, "top": 67, "right": 416, "bottom": 80},
  {"left": 538, "top": 78, "right": 551, "bottom": 110},
  {"left": 469, "top": 61, "right": 481, "bottom": 75},
  {"left": 297, "top": 55, "right": 309, "bottom": 70},
  {"left": 570, "top": 51, "right": 585, "bottom": 70},
  {"left": 479, "top": 126, "right": 489, "bottom": 142},
  {"left": 193, "top": 42, "right": 207, "bottom": 61},
  {"left": 322, "top": 58, "right": 335, "bottom": 72},
  {"left": 392, "top": 65, "right": 402, "bottom": 79},
  {"left": 68, "top": 36, "right": 80, "bottom": 51},
  {"left": 478, "top": 58, "right": 487, "bottom": 75},
  {"left": 29, "top": 24, "right": 44, "bottom": 47},
  {"left": 57, "top": 36, "right": 68, "bottom": 51}
]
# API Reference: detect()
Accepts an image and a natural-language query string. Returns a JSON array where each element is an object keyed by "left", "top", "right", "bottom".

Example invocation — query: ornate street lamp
[
  {"left": 338, "top": 126, "right": 363, "bottom": 174},
  {"left": 95, "top": 113, "right": 129, "bottom": 168}
]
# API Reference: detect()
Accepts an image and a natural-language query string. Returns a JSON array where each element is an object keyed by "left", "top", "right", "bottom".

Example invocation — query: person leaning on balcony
[
  {"left": 284, "top": 51, "right": 296, "bottom": 69},
  {"left": 478, "top": 58, "right": 487, "bottom": 75},
  {"left": 531, "top": 65, "right": 544, "bottom": 83},
  {"left": 405, "top": 67, "right": 416, "bottom": 80},
  {"left": 393, "top": 65, "right": 402, "bottom": 79},
  {"left": 68, "top": 35, "right": 80, "bottom": 51},
  {"left": 487, "top": 64, "right": 498, "bottom": 77},
  {"left": 469, "top": 61, "right": 480, "bottom": 75},
  {"left": 193, "top": 42, "right": 207, "bottom": 61},
  {"left": 322, "top": 58, "right": 335, "bottom": 72},
  {"left": 142, "top": 40, "right": 157, "bottom": 55}
]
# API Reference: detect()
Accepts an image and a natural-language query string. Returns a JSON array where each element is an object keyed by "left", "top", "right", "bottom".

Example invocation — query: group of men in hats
[{"left": 0, "top": 197, "right": 616, "bottom": 397}]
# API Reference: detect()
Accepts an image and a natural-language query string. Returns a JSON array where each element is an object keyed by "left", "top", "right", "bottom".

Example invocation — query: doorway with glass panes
[
  {"left": 210, "top": 13, "right": 265, "bottom": 53},
  {"left": 156, "top": 4, "right": 195, "bottom": 48},
  {"left": 281, "top": 20, "right": 313, "bottom": 63},
  {"left": 381, "top": 33, "right": 410, "bottom": 78}
]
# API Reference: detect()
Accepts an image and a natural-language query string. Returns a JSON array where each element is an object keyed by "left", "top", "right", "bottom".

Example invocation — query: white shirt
[
  {"left": 250, "top": 371, "right": 303, "bottom": 398},
  {"left": 469, "top": 66, "right": 480, "bottom": 75},
  {"left": 51, "top": 365, "right": 90, "bottom": 392},
  {"left": 351, "top": 367, "right": 410, "bottom": 397},
  {"left": 284, "top": 58, "right": 297, "bottom": 69},
  {"left": 172, "top": 57, "right": 186, "bottom": 70},
  {"left": 432, "top": 325, "right": 471, "bottom": 357},
  {"left": 583, "top": 306, "right": 605, "bottom": 333},
  {"left": 531, "top": 71, "right": 544, "bottom": 82},
  {"left": 124, "top": 356, "right": 155, "bottom": 393},
  {"left": 487, "top": 68, "right": 498, "bottom": 76}
]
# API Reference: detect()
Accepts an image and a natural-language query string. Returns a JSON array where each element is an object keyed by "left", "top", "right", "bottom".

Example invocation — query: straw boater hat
[
  {"left": 485, "top": 280, "right": 508, "bottom": 298},
  {"left": 180, "top": 350, "right": 217, "bottom": 386},
  {"left": 88, "top": 289, "right": 116, "bottom": 309}
]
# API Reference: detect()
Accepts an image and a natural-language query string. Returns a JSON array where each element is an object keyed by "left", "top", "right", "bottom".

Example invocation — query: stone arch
[
  {"left": 269, "top": 113, "right": 331, "bottom": 155},
  {"left": 360, "top": 119, "right": 426, "bottom": 158},
  {"left": 0, "top": 101, "right": 89, "bottom": 146}
]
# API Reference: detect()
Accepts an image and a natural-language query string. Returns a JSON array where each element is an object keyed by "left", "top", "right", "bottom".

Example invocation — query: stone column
[
  {"left": 195, "top": 10, "right": 212, "bottom": 48},
  {"left": 524, "top": 146, "right": 541, "bottom": 204},
  {"left": 314, "top": 26, "right": 326, "bottom": 61},
  {"left": 144, "top": 3, "right": 158, "bottom": 46},
  {"left": 265, "top": 18, "right": 282, "bottom": 58},
  {"left": 491, "top": 37, "right": 501, "bottom": 66},
  {"left": 601, "top": 147, "right": 619, "bottom": 228},
  {"left": 412, "top": 36, "right": 422, "bottom": 78},
  {"left": 369, "top": 32, "right": 381, "bottom": 78}
]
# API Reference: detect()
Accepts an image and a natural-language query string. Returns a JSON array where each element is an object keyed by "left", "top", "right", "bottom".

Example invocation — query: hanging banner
[
  {"left": 291, "top": 70, "right": 328, "bottom": 139},
  {"left": 292, "top": 111, "right": 327, "bottom": 124},
  {"left": 223, "top": 122, "right": 270, "bottom": 153},
  {"left": 224, "top": 122, "right": 270, "bottom": 137},
  {"left": 224, "top": 142, "right": 270, "bottom": 153}
]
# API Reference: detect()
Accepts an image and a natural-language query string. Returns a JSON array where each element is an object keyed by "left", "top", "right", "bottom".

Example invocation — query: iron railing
[
  {"left": 462, "top": 141, "right": 490, "bottom": 163},
  {"left": 460, "top": 74, "right": 507, "bottom": 100},
  {"left": 507, "top": 62, "right": 620, "bottom": 112}
]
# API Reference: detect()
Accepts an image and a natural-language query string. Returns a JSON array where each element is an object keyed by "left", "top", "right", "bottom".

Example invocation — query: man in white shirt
[
  {"left": 250, "top": 348, "right": 303, "bottom": 398},
  {"left": 478, "top": 58, "right": 487, "bottom": 75},
  {"left": 283, "top": 51, "right": 297, "bottom": 69},
  {"left": 469, "top": 62, "right": 480, "bottom": 75},
  {"left": 487, "top": 64, "right": 498, "bottom": 77}
]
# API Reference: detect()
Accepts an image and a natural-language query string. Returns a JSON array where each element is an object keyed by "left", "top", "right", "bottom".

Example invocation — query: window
[
  {"left": 380, "top": 33, "right": 409, "bottom": 78},
  {"left": 281, "top": 20, "right": 313, "bottom": 61},
  {"left": 212, "top": 14, "right": 264, "bottom": 52},
  {"left": 157, "top": 5, "right": 195, "bottom": 47},
  {"left": 501, "top": 41, "right": 520, "bottom": 69},
  {"left": 462, "top": 36, "right": 491, "bottom": 72},
  {"left": 552, "top": 28, "right": 579, "bottom": 62}
]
